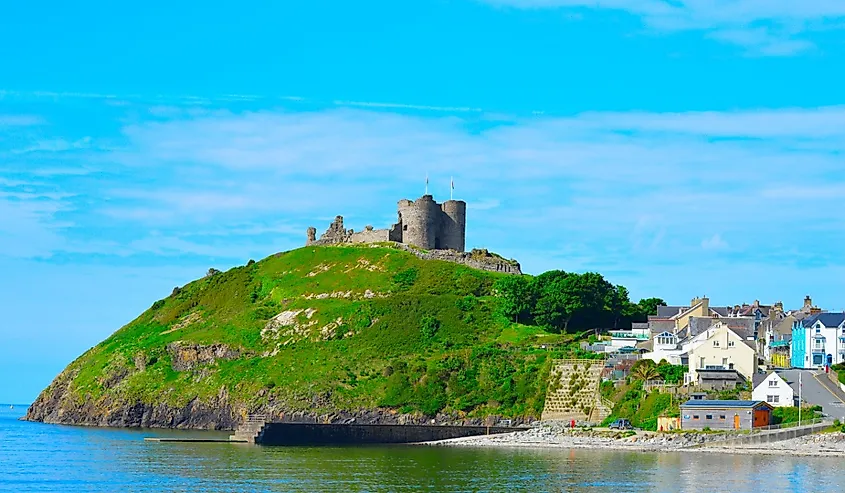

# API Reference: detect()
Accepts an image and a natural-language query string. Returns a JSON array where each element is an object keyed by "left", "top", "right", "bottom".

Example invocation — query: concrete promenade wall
[
  {"left": 257, "top": 423, "right": 525, "bottom": 445},
  {"left": 699, "top": 422, "right": 831, "bottom": 447}
]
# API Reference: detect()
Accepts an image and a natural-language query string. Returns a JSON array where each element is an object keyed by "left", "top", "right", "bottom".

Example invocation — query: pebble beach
[{"left": 426, "top": 422, "right": 845, "bottom": 457}]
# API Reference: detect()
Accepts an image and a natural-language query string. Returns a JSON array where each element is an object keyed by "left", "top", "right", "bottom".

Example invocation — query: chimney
[{"left": 810, "top": 306, "right": 822, "bottom": 315}]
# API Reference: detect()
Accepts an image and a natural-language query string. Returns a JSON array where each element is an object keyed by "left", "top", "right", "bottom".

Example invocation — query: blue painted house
[{"left": 791, "top": 313, "right": 845, "bottom": 369}]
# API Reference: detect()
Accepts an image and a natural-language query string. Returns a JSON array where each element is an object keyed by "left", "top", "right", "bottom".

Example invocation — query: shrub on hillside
[{"left": 393, "top": 268, "right": 418, "bottom": 290}]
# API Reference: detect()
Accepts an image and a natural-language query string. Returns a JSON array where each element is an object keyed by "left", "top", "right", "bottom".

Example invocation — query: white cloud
[
  {"left": 0, "top": 115, "right": 43, "bottom": 126},
  {"left": 102, "top": 106, "right": 845, "bottom": 272},
  {"left": 701, "top": 233, "right": 729, "bottom": 251},
  {"left": 14, "top": 137, "right": 92, "bottom": 154},
  {"left": 333, "top": 100, "right": 483, "bottom": 113},
  {"left": 481, "top": 0, "right": 845, "bottom": 54},
  {"left": 6, "top": 102, "right": 845, "bottom": 307}
]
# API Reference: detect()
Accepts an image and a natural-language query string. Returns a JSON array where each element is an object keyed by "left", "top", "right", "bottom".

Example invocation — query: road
[{"left": 780, "top": 369, "right": 845, "bottom": 421}]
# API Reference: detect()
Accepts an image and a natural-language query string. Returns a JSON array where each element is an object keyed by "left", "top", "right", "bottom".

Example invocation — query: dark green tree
[
  {"left": 531, "top": 270, "right": 574, "bottom": 331},
  {"left": 531, "top": 271, "right": 616, "bottom": 332},
  {"left": 494, "top": 275, "right": 533, "bottom": 323},
  {"left": 637, "top": 297, "right": 667, "bottom": 319}
]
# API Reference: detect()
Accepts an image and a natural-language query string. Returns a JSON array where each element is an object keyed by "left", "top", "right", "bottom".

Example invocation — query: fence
[
  {"left": 642, "top": 381, "right": 689, "bottom": 396},
  {"left": 754, "top": 417, "right": 825, "bottom": 432}
]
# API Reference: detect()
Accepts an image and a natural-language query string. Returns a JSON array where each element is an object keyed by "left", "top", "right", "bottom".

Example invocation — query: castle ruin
[
  {"left": 305, "top": 194, "right": 521, "bottom": 274},
  {"left": 307, "top": 194, "right": 467, "bottom": 252}
]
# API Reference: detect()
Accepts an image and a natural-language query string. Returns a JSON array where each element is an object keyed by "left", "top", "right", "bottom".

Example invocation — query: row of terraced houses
[{"left": 599, "top": 296, "right": 845, "bottom": 394}]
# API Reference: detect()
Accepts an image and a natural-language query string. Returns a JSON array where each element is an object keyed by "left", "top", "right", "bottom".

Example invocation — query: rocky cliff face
[
  {"left": 25, "top": 374, "right": 526, "bottom": 430},
  {"left": 25, "top": 365, "right": 239, "bottom": 430}
]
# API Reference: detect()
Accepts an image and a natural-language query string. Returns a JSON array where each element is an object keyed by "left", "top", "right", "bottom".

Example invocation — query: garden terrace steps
[{"left": 541, "top": 359, "right": 606, "bottom": 422}]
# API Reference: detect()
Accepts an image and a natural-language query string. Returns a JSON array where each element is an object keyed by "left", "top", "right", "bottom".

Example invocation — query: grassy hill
[{"left": 27, "top": 244, "right": 576, "bottom": 429}]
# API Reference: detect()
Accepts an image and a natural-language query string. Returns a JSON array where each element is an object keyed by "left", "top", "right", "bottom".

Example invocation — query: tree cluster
[{"left": 494, "top": 271, "right": 666, "bottom": 333}]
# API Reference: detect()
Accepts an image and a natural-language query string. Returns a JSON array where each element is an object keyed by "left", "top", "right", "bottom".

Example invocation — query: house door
[{"left": 734, "top": 414, "right": 740, "bottom": 430}]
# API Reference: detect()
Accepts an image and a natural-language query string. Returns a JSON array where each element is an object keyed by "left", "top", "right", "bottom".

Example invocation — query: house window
[
  {"left": 713, "top": 341, "right": 720, "bottom": 347},
  {"left": 705, "top": 414, "right": 713, "bottom": 420},
  {"left": 767, "top": 395, "right": 775, "bottom": 402},
  {"left": 729, "top": 363, "right": 734, "bottom": 370},
  {"left": 693, "top": 415, "right": 700, "bottom": 420},
  {"left": 772, "top": 395, "right": 779, "bottom": 403},
  {"left": 728, "top": 341, "right": 735, "bottom": 347},
  {"left": 722, "top": 358, "right": 728, "bottom": 366},
  {"left": 719, "top": 415, "right": 726, "bottom": 420},
  {"left": 769, "top": 380, "right": 778, "bottom": 387}
]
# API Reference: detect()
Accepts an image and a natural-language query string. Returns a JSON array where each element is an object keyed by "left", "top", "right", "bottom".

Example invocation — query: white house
[
  {"left": 752, "top": 372, "right": 795, "bottom": 408},
  {"left": 643, "top": 323, "right": 728, "bottom": 366},
  {"left": 642, "top": 331, "right": 684, "bottom": 364},
  {"left": 607, "top": 324, "right": 651, "bottom": 353}
]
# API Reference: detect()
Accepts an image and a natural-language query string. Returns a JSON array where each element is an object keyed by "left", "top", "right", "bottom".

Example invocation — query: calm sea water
[{"left": 1, "top": 405, "right": 843, "bottom": 492}]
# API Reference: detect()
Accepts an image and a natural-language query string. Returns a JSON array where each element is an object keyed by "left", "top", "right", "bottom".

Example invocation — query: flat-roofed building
[{"left": 680, "top": 400, "right": 773, "bottom": 430}]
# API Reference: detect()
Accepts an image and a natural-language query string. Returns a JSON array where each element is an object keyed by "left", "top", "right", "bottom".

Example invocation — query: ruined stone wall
[
  {"left": 307, "top": 216, "right": 354, "bottom": 246},
  {"left": 350, "top": 227, "right": 391, "bottom": 244},
  {"left": 396, "top": 245, "right": 522, "bottom": 275},
  {"left": 388, "top": 221, "right": 403, "bottom": 242}
]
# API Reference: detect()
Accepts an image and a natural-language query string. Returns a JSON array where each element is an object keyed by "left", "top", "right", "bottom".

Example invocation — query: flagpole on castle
[
  {"left": 450, "top": 176, "right": 454, "bottom": 200},
  {"left": 425, "top": 173, "right": 429, "bottom": 195}
]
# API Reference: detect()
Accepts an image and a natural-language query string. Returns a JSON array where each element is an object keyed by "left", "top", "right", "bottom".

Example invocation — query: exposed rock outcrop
[{"left": 166, "top": 342, "right": 240, "bottom": 371}]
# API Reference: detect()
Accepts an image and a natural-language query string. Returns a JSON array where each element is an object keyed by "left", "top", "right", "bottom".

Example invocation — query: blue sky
[{"left": 2, "top": 0, "right": 845, "bottom": 403}]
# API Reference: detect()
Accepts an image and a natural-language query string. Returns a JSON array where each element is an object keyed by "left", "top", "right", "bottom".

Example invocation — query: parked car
[{"left": 608, "top": 419, "right": 633, "bottom": 430}]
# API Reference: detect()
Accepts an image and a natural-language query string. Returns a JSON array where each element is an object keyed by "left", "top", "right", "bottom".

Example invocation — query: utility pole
[{"left": 799, "top": 372, "right": 803, "bottom": 425}]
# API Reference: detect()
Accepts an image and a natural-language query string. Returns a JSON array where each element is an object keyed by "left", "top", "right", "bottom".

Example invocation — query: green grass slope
[{"left": 31, "top": 245, "right": 571, "bottom": 427}]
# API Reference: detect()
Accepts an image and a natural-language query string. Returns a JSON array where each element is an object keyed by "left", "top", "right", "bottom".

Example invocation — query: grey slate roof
[
  {"left": 656, "top": 306, "right": 686, "bottom": 318},
  {"left": 681, "top": 400, "right": 769, "bottom": 408},
  {"left": 801, "top": 312, "right": 845, "bottom": 328},
  {"left": 697, "top": 369, "right": 743, "bottom": 381},
  {"left": 770, "top": 316, "right": 796, "bottom": 338},
  {"left": 648, "top": 320, "right": 675, "bottom": 333},
  {"left": 686, "top": 316, "right": 756, "bottom": 340},
  {"left": 710, "top": 307, "right": 732, "bottom": 317}
]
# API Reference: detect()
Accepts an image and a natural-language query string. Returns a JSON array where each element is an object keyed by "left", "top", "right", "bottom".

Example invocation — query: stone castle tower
[
  {"left": 397, "top": 195, "right": 466, "bottom": 252},
  {"left": 306, "top": 194, "right": 467, "bottom": 252}
]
